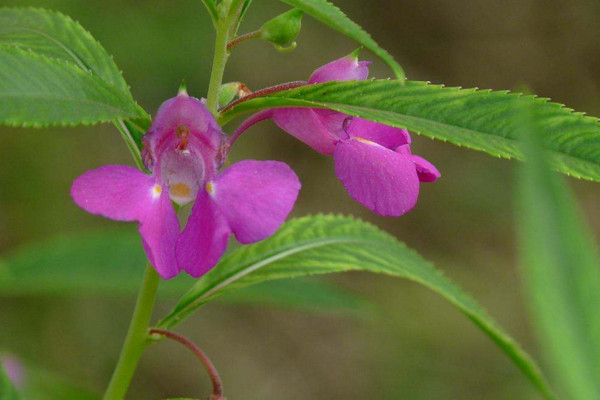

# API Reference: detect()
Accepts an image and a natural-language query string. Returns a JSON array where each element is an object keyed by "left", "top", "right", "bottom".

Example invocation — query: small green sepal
[
  {"left": 348, "top": 47, "right": 364, "bottom": 60},
  {"left": 178, "top": 80, "right": 188, "bottom": 96}
]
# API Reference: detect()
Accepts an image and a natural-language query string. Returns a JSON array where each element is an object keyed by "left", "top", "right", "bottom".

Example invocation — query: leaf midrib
[
  {"left": 1, "top": 92, "right": 134, "bottom": 113},
  {"left": 160, "top": 235, "right": 389, "bottom": 327}
]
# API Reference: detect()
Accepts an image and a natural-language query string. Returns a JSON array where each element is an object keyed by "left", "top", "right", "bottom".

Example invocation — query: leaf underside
[
  {"left": 220, "top": 80, "right": 600, "bottom": 182},
  {"left": 158, "top": 214, "right": 556, "bottom": 400}
]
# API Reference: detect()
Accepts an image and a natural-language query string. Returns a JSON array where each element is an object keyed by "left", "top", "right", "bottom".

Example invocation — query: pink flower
[
  {"left": 71, "top": 92, "right": 300, "bottom": 279},
  {"left": 232, "top": 52, "right": 440, "bottom": 216},
  {"left": 1, "top": 353, "right": 24, "bottom": 389}
]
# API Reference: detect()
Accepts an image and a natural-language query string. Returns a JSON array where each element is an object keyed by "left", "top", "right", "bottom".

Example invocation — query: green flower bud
[
  {"left": 260, "top": 9, "right": 303, "bottom": 52},
  {"left": 218, "top": 82, "right": 251, "bottom": 108}
]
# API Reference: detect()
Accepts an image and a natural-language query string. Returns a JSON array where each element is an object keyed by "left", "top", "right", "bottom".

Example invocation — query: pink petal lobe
[
  {"left": 309, "top": 55, "right": 370, "bottom": 83},
  {"left": 346, "top": 118, "right": 411, "bottom": 149},
  {"left": 411, "top": 155, "right": 441, "bottom": 182},
  {"left": 211, "top": 160, "right": 301, "bottom": 244},
  {"left": 71, "top": 165, "right": 180, "bottom": 279},
  {"left": 177, "top": 190, "right": 231, "bottom": 278},
  {"left": 272, "top": 108, "right": 339, "bottom": 154},
  {"left": 70, "top": 165, "right": 157, "bottom": 221},
  {"left": 333, "top": 139, "right": 420, "bottom": 216},
  {"left": 139, "top": 189, "right": 181, "bottom": 279}
]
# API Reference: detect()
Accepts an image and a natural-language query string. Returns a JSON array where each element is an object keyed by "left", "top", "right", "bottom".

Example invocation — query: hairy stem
[
  {"left": 102, "top": 265, "right": 160, "bottom": 400},
  {"left": 226, "top": 30, "right": 261, "bottom": 51}
]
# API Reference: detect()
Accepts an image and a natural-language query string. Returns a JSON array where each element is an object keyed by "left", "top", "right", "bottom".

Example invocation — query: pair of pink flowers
[{"left": 71, "top": 52, "right": 439, "bottom": 280}]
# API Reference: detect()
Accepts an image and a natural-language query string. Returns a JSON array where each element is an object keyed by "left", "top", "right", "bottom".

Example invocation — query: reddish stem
[
  {"left": 220, "top": 80, "right": 308, "bottom": 115},
  {"left": 149, "top": 328, "right": 224, "bottom": 399},
  {"left": 226, "top": 30, "right": 261, "bottom": 51}
]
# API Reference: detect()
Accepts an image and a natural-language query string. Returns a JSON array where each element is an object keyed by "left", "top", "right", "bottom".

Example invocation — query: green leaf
[
  {"left": 157, "top": 214, "right": 556, "bottom": 399},
  {"left": 0, "top": 363, "right": 20, "bottom": 400},
  {"left": 223, "top": 278, "right": 372, "bottom": 316},
  {"left": 0, "top": 7, "right": 129, "bottom": 96},
  {"left": 517, "top": 105, "right": 600, "bottom": 399},
  {"left": 0, "top": 230, "right": 368, "bottom": 316},
  {"left": 0, "top": 48, "right": 146, "bottom": 127},
  {"left": 219, "top": 80, "right": 600, "bottom": 182},
  {"left": 275, "top": 0, "right": 405, "bottom": 80}
]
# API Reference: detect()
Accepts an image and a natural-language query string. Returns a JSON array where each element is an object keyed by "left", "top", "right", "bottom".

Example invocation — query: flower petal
[
  {"left": 272, "top": 108, "right": 339, "bottom": 154},
  {"left": 309, "top": 55, "right": 370, "bottom": 83},
  {"left": 346, "top": 118, "right": 411, "bottom": 149},
  {"left": 411, "top": 155, "right": 441, "bottom": 182},
  {"left": 211, "top": 160, "right": 301, "bottom": 244},
  {"left": 142, "top": 93, "right": 223, "bottom": 177},
  {"left": 71, "top": 165, "right": 180, "bottom": 278},
  {"left": 70, "top": 165, "right": 158, "bottom": 221},
  {"left": 177, "top": 190, "right": 231, "bottom": 278},
  {"left": 150, "top": 93, "right": 222, "bottom": 150},
  {"left": 139, "top": 189, "right": 180, "bottom": 279},
  {"left": 333, "top": 139, "right": 420, "bottom": 216}
]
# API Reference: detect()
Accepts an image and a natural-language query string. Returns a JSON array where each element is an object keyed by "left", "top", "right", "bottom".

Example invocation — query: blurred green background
[{"left": 1, "top": 0, "right": 600, "bottom": 398}]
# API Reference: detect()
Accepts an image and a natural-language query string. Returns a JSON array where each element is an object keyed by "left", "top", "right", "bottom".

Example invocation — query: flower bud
[
  {"left": 260, "top": 9, "right": 303, "bottom": 52},
  {"left": 218, "top": 82, "right": 251, "bottom": 108}
]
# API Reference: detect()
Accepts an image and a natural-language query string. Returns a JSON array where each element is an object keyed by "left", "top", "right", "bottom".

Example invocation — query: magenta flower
[
  {"left": 1, "top": 353, "right": 24, "bottom": 389},
  {"left": 71, "top": 92, "right": 300, "bottom": 279},
  {"left": 231, "top": 52, "right": 440, "bottom": 216}
]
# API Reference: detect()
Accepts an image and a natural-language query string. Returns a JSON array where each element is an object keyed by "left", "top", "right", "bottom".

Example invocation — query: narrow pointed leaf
[
  {"left": 0, "top": 48, "right": 146, "bottom": 127},
  {"left": 276, "top": 0, "right": 405, "bottom": 80},
  {"left": 219, "top": 80, "right": 600, "bottom": 182},
  {"left": 517, "top": 107, "right": 600, "bottom": 399},
  {"left": 157, "top": 214, "right": 556, "bottom": 399}
]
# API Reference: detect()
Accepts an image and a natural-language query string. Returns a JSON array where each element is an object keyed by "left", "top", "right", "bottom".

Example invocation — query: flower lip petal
[
  {"left": 411, "top": 155, "right": 441, "bottom": 182},
  {"left": 210, "top": 160, "right": 301, "bottom": 244},
  {"left": 70, "top": 165, "right": 180, "bottom": 279},
  {"left": 140, "top": 189, "right": 181, "bottom": 279},
  {"left": 70, "top": 165, "right": 158, "bottom": 221},
  {"left": 333, "top": 138, "right": 420, "bottom": 216},
  {"left": 176, "top": 190, "right": 231, "bottom": 278}
]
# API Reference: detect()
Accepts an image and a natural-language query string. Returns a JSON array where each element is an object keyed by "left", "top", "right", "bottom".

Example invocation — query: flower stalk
[
  {"left": 149, "top": 329, "right": 225, "bottom": 399},
  {"left": 102, "top": 264, "right": 160, "bottom": 400},
  {"left": 226, "top": 30, "right": 261, "bottom": 51}
]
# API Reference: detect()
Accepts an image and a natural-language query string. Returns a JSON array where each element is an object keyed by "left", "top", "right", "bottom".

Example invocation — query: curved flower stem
[
  {"left": 226, "top": 30, "right": 261, "bottom": 51},
  {"left": 102, "top": 265, "right": 160, "bottom": 400},
  {"left": 149, "top": 329, "right": 225, "bottom": 399}
]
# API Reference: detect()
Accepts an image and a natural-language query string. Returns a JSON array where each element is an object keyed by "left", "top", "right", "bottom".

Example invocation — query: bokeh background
[{"left": 1, "top": 0, "right": 600, "bottom": 399}]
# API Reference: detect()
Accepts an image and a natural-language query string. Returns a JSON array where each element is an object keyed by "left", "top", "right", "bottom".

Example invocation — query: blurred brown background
[{"left": 1, "top": 0, "right": 600, "bottom": 398}]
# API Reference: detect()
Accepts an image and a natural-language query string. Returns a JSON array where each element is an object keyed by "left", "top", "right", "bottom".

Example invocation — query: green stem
[
  {"left": 102, "top": 265, "right": 160, "bottom": 400},
  {"left": 113, "top": 119, "right": 144, "bottom": 170},
  {"left": 206, "top": 20, "right": 231, "bottom": 114}
]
